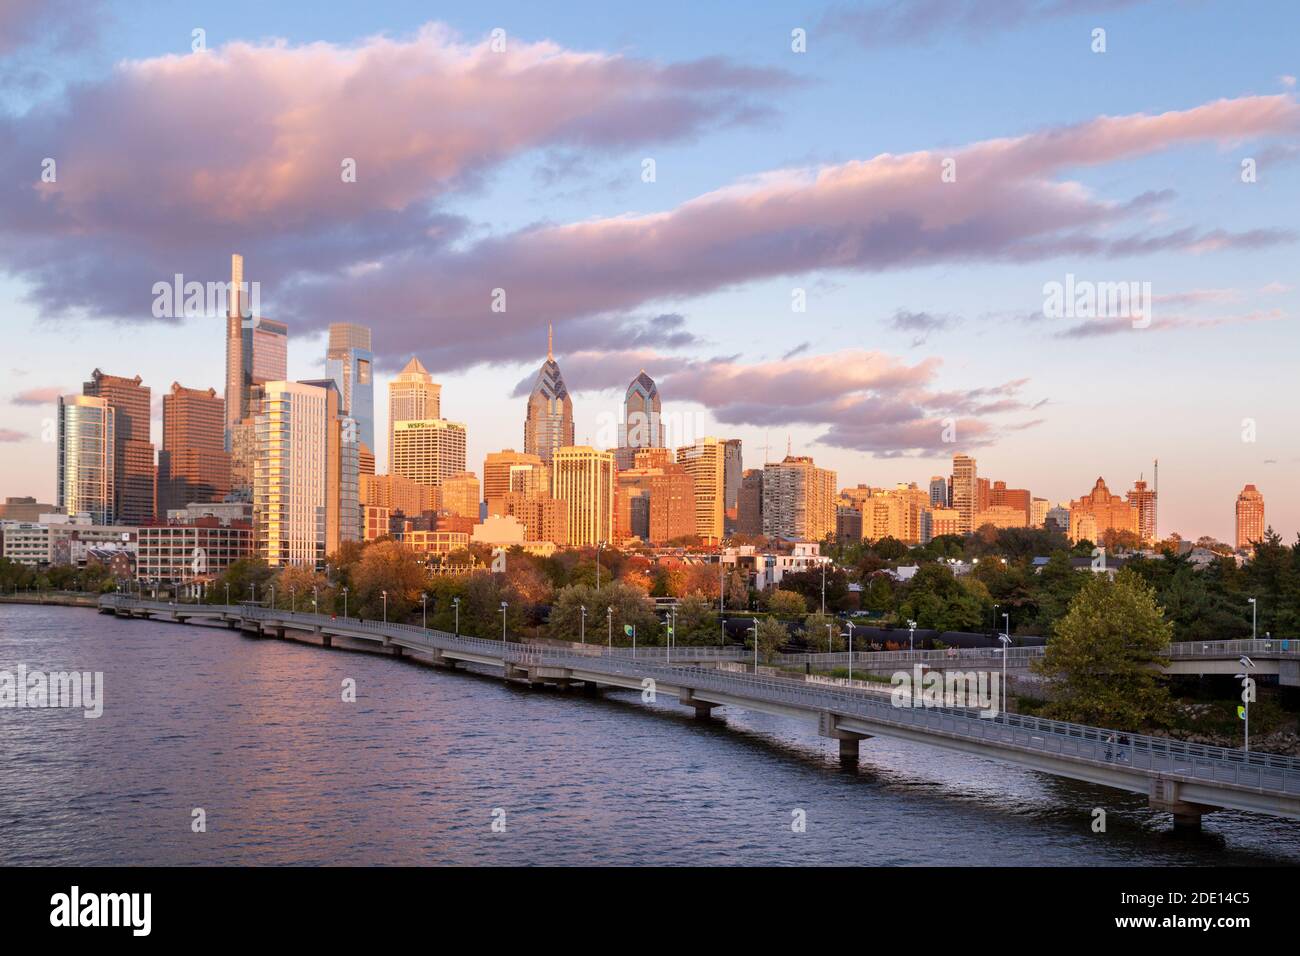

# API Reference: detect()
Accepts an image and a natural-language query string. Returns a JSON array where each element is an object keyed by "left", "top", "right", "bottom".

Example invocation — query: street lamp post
[
  {"left": 821, "top": 561, "right": 826, "bottom": 615},
  {"left": 421, "top": 592, "right": 428, "bottom": 629},
  {"left": 908, "top": 618, "right": 917, "bottom": 652},
  {"left": 500, "top": 601, "right": 508, "bottom": 642},
  {"left": 998, "top": 632, "right": 1011, "bottom": 717},
  {"left": 342, "top": 586, "right": 348, "bottom": 619},
  {"left": 1248, "top": 597, "right": 1257, "bottom": 641},
  {"left": 845, "top": 621, "right": 855, "bottom": 682},
  {"left": 826, "top": 622, "right": 833, "bottom": 654},
  {"left": 579, "top": 605, "right": 586, "bottom": 644},
  {"left": 224, "top": 583, "right": 230, "bottom": 607},
  {"left": 381, "top": 590, "right": 387, "bottom": 624},
  {"left": 290, "top": 587, "right": 296, "bottom": 613},
  {"left": 312, "top": 585, "right": 318, "bottom": 614},
  {"left": 452, "top": 597, "right": 460, "bottom": 636},
  {"left": 269, "top": 584, "right": 275, "bottom": 609},
  {"left": 751, "top": 617, "right": 760, "bottom": 672},
  {"left": 595, "top": 541, "right": 606, "bottom": 590}
]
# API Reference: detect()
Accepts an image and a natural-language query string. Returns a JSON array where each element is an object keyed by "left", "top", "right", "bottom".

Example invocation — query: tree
[
  {"left": 351, "top": 540, "right": 428, "bottom": 620},
  {"left": 1033, "top": 569, "right": 1172, "bottom": 730},
  {"left": 672, "top": 593, "right": 719, "bottom": 645},
  {"left": 547, "top": 581, "right": 657, "bottom": 646},
  {"left": 803, "top": 611, "right": 843, "bottom": 651},
  {"left": 765, "top": 588, "right": 806, "bottom": 618},
  {"left": 749, "top": 617, "right": 789, "bottom": 662},
  {"left": 208, "top": 558, "right": 273, "bottom": 604}
]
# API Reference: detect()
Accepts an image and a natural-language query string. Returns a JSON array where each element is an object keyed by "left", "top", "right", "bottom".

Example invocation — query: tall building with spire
[
  {"left": 1127, "top": 476, "right": 1158, "bottom": 546},
  {"left": 524, "top": 325, "right": 574, "bottom": 464},
  {"left": 387, "top": 356, "right": 441, "bottom": 468},
  {"left": 616, "top": 370, "right": 663, "bottom": 469}
]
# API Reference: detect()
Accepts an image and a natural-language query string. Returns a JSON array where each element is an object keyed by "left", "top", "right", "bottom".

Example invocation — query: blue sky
[{"left": 1, "top": 0, "right": 1297, "bottom": 542}]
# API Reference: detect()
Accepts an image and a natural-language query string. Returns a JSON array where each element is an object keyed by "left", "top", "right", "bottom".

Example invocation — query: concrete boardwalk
[{"left": 98, "top": 596, "right": 1300, "bottom": 830}]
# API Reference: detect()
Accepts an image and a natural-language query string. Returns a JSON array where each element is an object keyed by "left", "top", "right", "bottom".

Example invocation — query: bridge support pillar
[
  {"left": 322, "top": 634, "right": 333, "bottom": 648},
  {"left": 1149, "top": 778, "right": 1217, "bottom": 832},
  {"left": 275, "top": 626, "right": 285, "bottom": 640},
  {"left": 818, "top": 712, "right": 870, "bottom": 766},
  {"left": 678, "top": 688, "right": 719, "bottom": 719}
]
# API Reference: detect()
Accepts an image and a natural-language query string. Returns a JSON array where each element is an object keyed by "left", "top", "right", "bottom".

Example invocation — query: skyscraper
[
  {"left": 325, "top": 322, "right": 375, "bottom": 456},
  {"left": 737, "top": 469, "right": 764, "bottom": 536},
  {"left": 483, "top": 450, "right": 549, "bottom": 502},
  {"left": 951, "top": 454, "right": 977, "bottom": 533},
  {"left": 300, "top": 378, "right": 361, "bottom": 556},
  {"left": 928, "top": 476, "right": 947, "bottom": 508},
  {"left": 223, "top": 254, "right": 287, "bottom": 441},
  {"left": 83, "top": 368, "right": 155, "bottom": 525},
  {"left": 1235, "top": 484, "right": 1265, "bottom": 551},
  {"left": 551, "top": 446, "right": 614, "bottom": 547},
  {"left": 1127, "top": 477, "right": 1158, "bottom": 546},
  {"left": 391, "top": 419, "right": 467, "bottom": 488},
  {"left": 387, "top": 356, "right": 441, "bottom": 468},
  {"left": 676, "top": 437, "right": 727, "bottom": 544},
  {"left": 722, "top": 438, "right": 743, "bottom": 531},
  {"left": 616, "top": 370, "right": 663, "bottom": 469},
  {"left": 57, "top": 394, "right": 115, "bottom": 524},
  {"left": 524, "top": 325, "right": 574, "bottom": 464},
  {"left": 762, "top": 454, "right": 836, "bottom": 542},
  {"left": 1068, "top": 478, "right": 1139, "bottom": 545},
  {"left": 159, "top": 383, "right": 230, "bottom": 515}
]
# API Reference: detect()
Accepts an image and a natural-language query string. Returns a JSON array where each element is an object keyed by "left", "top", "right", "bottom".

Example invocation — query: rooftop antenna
[
  {"left": 547, "top": 323, "right": 554, "bottom": 361},
  {"left": 759, "top": 432, "right": 773, "bottom": 465}
]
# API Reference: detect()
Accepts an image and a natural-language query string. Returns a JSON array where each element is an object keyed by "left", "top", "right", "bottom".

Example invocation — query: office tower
[
  {"left": 83, "top": 368, "right": 155, "bottom": 525},
  {"left": 1235, "top": 484, "right": 1265, "bottom": 550},
  {"left": 1068, "top": 477, "right": 1139, "bottom": 545},
  {"left": 864, "top": 483, "right": 933, "bottom": 544},
  {"left": 835, "top": 506, "right": 864, "bottom": 543},
  {"left": 490, "top": 492, "right": 569, "bottom": 546},
  {"left": 57, "top": 394, "right": 115, "bottom": 524},
  {"left": 737, "top": 469, "right": 764, "bottom": 536},
  {"left": 254, "top": 380, "right": 356, "bottom": 567},
  {"left": 676, "top": 437, "right": 727, "bottom": 544},
  {"left": 951, "top": 454, "right": 977, "bottom": 533},
  {"left": 989, "top": 481, "right": 1032, "bottom": 525},
  {"left": 1127, "top": 477, "right": 1158, "bottom": 546},
  {"left": 976, "top": 477, "right": 990, "bottom": 514},
  {"left": 223, "top": 254, "right": 287, "bottom": 441},
  {"left": 387, "top": 356, "right": 442, "bottom": 467},
  {"left": 441, "top": 471, "right": 481, "bottom": 519},
  {"left": 615, "top": 370, "right": 664, "bottom": 470},
  {"left": 159, "top": 383, "right": 230, "bottom": 514},
  {"left": 929, "top": 476, "right": 947, "bottom": 508},
  {"left": 762, "top": 454, "right": 836, "bottom": 541},
  {"left": 614, "top": 452, "right": 696, "bottom": 544},
  {"left": 391, "top": 419, "right": 467, "bottom": 487},
  {"left": 483, "top": 450, "right": 549, "bottom": 501},
  {"left": 359, "top": 444, "right": 375, "bottom": 477},
  {"left": 551, "top": 446, "right": 614, "bottom": 547},
  {"left": 360, "top": 474, "right": 441, "bottom": 516},
  {"left": 524, "top": 325, "right": 574, "bottom": 464},
  {"left": 722, "top": 438, "right": 742, "bottom": 531},
  {"left": 1030, "top": 497, "right": 1050, "bottom": 528},
  {"left": 325, "top": 322, "right": 375, "bottom": 455}
]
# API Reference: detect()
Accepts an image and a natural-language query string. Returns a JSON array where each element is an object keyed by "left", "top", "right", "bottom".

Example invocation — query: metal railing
[{"left": 99, "top": 596, "right": 1300, "bottom": 797}]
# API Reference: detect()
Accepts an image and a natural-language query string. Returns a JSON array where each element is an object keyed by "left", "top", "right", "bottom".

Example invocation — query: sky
[{"left": 0, "top": 0, "right": 1297, "bottom": 543}]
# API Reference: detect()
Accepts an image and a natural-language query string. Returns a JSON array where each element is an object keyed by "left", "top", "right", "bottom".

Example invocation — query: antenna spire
[{"left": 547, "top": 323, "right": 554, "bottom": 361}]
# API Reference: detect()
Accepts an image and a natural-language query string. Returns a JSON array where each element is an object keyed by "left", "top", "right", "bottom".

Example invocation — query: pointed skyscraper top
[
  {"left": 399, "top": 356, "right": 429, "bottom": 376},
  {"left": 547, "top": 323, "right": 554, "bottom": 360}
]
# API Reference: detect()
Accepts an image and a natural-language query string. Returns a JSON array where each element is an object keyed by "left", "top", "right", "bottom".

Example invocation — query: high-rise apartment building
[
  {"left": 83, "top": 368, "right": 155, "bottom": 525},
  {"left": 551, "top": 446, "right": 614, "bottom": 547},
  {"left": 57, "top": 394, "right": 115, "bottom": 524},
  {"left": 950, "top": 454, "right": 977, "bottom": 533},
  {"left": 524, "top": 326, "right": 574, "bottom": 464},
  {"left": 864, "top": 483, "right": 932, "bottom": 544},
  {"left": 254, "top": 380, "right": 356, "bottom": 567},
  {"left": 1127, "top": 478, "right": 1158, "bottom": 546},
  {"left": 387, "top": 356, "right": 441, "bottom": 467},
  {"left": 736, "top": 469, "right": 764, "bottom": 536},
  {"left": 391, "top": 419, "right": 467, "bottom": 488},
  {"left": 928, "top": 476, "right": 948, "bottom": 508},
  {"left": 325, "top": 322, "right": 375, "bottom": 456},
  {"left": 762, "top": 455, "right": 836, "bottom": 542},
  {"left": 360, "top": 473, "right": 440, "bottom": 516},
  {"left": 722, "top": 438, "right": 743, "bottom": 532},
  {"left": 676, "top": 437, "right": 727, "bottom": 544},
  {"left": 614, "top": 452, "right": 696, "bottom": 545},
  {"left": 1030, "top": 497, "right": 1050, "bottom": 528},
  {"left": 489, "top": 492, "right": 568, "bottom": 546},
  {"left": 159, "top": 383, "right": 230, "bottom": 514},
  {"left": 989, "top": 481, "right": 1032, "bottom": 525},
  {"left": 1235, "top": 484, "right": 1265, "bottom": 551}
]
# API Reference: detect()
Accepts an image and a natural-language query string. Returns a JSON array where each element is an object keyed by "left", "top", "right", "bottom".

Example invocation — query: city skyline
[{"left": 2, "top": 1, "right": 1298, "bottom": 544}]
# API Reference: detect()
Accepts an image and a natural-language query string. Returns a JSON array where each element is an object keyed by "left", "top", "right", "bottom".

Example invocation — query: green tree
[
  {"left": 803, "top": 611, "right": 843, "bottom": 651},
  {"left": 1033, "top": 569, "right": 1172, "bottom": 730},
  {"left": 749, "top": 617, "right": 789, "bottom": 662},
  {"left": 766, "top": 588, "right": 806, "bottom": 618}
]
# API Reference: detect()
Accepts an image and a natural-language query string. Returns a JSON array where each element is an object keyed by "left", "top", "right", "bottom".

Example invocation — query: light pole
[
  {"left": 664, "top": 612, "right": 672, "bottom": 664},
  {"left": 751, "top": 617, "right": 760, "bottom": 672},
  {"left": 452, "top": 596, "right": 460, "bottom": 635},
  {"left": 1248, "top": 597, "right": 1257, "bottom": 641},
  {"left": 845, "top": 621, "right": 855, "bottom": 682},
  {"left": 421, "top": 592, "right": 428, "bottom": 629},
  {"left": 997, "top": 632, "right": 1011, "bottom": 717},
  {"left": 1238, "top": 655, "right": 1256, "bottom": 752},
  {"left": 826, "top": 622, "right": 833, "bottom": 654},
  {"left": 500, "top": 601, "right": 508, "bottom": 642},
  {"left": 342, "top": 586, "right": 348, "bottom": 619},
  {"left": 269, "top": 583, "right": 275, "bottom": 609},
  {"left": 224, "top": 583, "right": 230, "bottom": 606},
  {"left": 907, "top": 618, "right": 917, "bottom": 652},
  {"left": 381, "top": 590, "right": 387, "bottom": 624},
  {"left": 820, "top": 561, "right": 826, "bottom": 615},
  {"left": 1002, "top": 611, "right": 1010, "bottom": 643},
  {"left": 607, "top": 606, "right": 613, "bottom": 649},
  {"left": 595, "top": 541, "right": 606, "bottom": 590},
  {"left": 312, "top": 585, "right": 318, "bottom": 614},
  {"left": 579, "top": 605, "right": 586, "bottom": 644},
  {"left": 290, "top": 587, "right": 296, "bottom": 613}
]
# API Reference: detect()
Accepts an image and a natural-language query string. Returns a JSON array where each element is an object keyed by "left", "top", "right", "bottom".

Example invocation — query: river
[{"left": 1, "top": 604, "right": 1298, "bottom": 866}]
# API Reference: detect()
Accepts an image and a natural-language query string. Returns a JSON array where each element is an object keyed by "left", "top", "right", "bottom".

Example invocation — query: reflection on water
[{"left": 1, "top": 605, "right": 1298, "bottom": 866}]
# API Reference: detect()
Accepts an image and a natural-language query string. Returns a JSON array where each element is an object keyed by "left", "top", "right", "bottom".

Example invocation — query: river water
[{"left": 1, "top": 604, "right": 1298, "bottom": 866}]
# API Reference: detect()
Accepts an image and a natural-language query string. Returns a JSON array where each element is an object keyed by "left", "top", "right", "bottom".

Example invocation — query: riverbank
[{"left": 0, "top": 592, "right": 101, "bottom": 608}]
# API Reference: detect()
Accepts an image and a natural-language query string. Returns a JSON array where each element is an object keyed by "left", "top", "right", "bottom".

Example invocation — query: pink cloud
[{"left": 10, "top": 386, "right": 66, "bottom": 406}]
